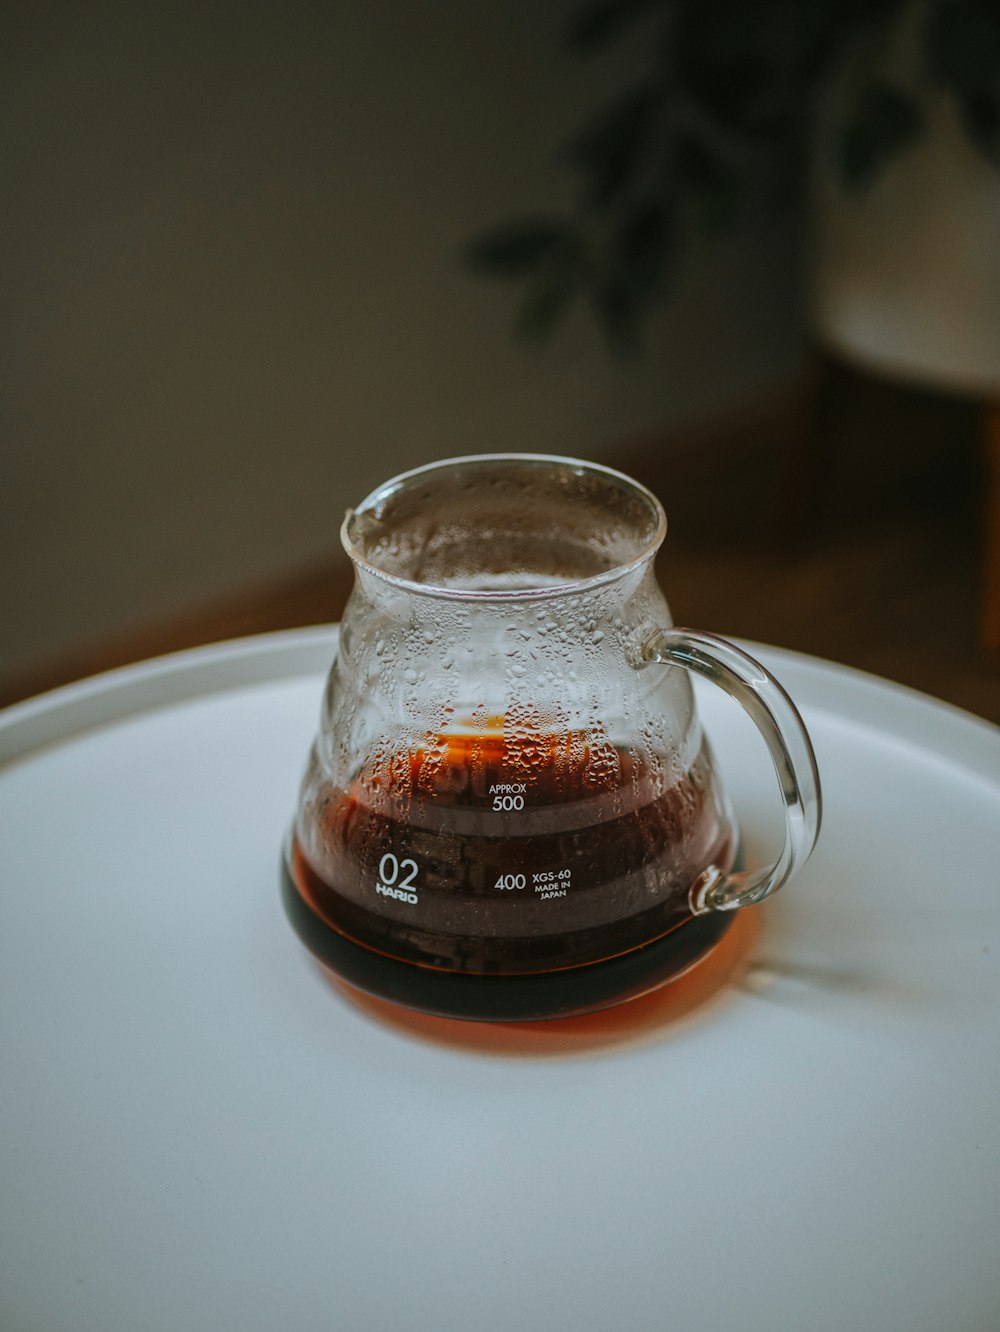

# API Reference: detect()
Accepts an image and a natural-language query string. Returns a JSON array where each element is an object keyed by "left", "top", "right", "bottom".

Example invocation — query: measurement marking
[
  {"left": 377, "top": 852, "right": 419, "bottom": 903},
  {"left": 492, "top": 794, "right": 524, "bottom": 810}
]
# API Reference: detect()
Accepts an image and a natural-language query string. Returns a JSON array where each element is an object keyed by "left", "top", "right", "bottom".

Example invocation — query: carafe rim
[{"left": 340, "top": 452, "right": 668, "bottom": 602}]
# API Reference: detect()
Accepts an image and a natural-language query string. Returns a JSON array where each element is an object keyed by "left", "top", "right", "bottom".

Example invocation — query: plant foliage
[{"left": 466, "top": 0, "right": 1000, "bottom": 352}]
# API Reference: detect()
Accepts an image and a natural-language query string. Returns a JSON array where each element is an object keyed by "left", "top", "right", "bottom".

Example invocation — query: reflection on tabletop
[{"left": 323, "top": 906, "right": 763, "bottom": 1058}]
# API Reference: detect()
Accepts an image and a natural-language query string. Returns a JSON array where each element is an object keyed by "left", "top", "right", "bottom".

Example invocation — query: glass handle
[{"left": 641, "top": 628, "right": 822, "bottom": 914}]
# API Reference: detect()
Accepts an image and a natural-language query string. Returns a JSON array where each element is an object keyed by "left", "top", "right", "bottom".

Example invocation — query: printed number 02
[{"left": 379, "top": 853, "right": 418, "bottom": 889}]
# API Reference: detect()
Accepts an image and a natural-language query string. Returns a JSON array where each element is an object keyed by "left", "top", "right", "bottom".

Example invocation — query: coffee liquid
[{"left": 285, "top": 729, "right": 736, "bottom": 1021}]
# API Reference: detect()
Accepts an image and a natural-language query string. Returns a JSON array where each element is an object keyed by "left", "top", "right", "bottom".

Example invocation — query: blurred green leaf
[
  {"left": 588, "top": 274, "right": 643, "bottom": 358},
  {"left": 516, "top": 271, "right": 579, "bottom": 342},
  {"left": 672, "top": 133, "right": 746, "bottom": 232},
  {"left": 926, "top": 0, "right": 1000, "bottom": 165},
  {"left": 465, "top": 219, "right": 568, "bottom": 279},
  {"left": 563, "top": 0, "right": 660, "bottom": 54},
  {"left": 957, "top": 84, "right": 1000, "bottom": 161},
  {"left": 616, "top": 198, "right": 673, "bottom": 299},
  {"left": 837, "top": 81, "right": 926, "bottom": 190},
  {"left": 926, "top": 0, "right": 1000, "bottom": 93},
  {"left": 561, "top": 85, "right": 661, "bottom": 206},
  {"left": 674, "top": 4, "right": 776, "bottom": 134}
]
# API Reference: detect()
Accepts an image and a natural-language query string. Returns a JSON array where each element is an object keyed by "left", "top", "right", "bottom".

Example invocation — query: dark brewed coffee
[{"left": 285, "top": 728, "right": 736, "bottom": 1020}]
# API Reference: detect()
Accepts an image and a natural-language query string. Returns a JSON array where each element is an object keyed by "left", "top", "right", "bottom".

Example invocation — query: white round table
[{"left": 2, "top": 628, "right": 998, "bottom": 1332}]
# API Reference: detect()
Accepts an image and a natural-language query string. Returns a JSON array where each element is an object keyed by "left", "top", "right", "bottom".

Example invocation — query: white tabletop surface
[{"left": 1, "top": 627, "right": 999, "bottom": 1332}]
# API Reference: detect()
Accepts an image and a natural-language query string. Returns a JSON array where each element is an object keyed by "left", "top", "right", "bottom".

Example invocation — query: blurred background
[{"left": 2, "top": 0, "right": 998, "bottom": 722}]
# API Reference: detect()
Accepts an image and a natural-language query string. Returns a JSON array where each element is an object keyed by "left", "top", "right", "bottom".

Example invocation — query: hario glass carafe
[{"left": 283, "top": 454, "right": 821, "bottom": 1020}]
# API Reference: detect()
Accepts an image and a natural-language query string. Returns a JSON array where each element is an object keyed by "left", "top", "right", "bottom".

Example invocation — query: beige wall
[{"left": 1, "top": 1, "right": 804, "bottom": 680}]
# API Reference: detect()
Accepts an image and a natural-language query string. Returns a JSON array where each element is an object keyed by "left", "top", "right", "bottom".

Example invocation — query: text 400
[{"left": 495, "top": 873, "right": 526, "bottom": 890}]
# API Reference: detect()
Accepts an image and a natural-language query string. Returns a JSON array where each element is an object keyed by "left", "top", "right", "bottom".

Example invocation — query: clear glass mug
[{"left": 283, "top": 454, "right": 821, "bottom": 1021}]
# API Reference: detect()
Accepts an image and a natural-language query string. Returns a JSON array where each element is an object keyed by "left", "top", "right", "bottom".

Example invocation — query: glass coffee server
[{"left": 284, "top": 454, "right": 821, "bottom": 1020}]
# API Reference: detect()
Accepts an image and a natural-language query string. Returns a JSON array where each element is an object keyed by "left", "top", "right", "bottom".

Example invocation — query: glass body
[{"left": 285, "top": 455, "right": 821, "bottom": 1020}]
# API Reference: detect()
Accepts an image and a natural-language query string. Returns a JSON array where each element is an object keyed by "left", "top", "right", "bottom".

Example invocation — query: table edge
[{"left": 1, "top": 626, "right": 997, "bottom": 782}]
